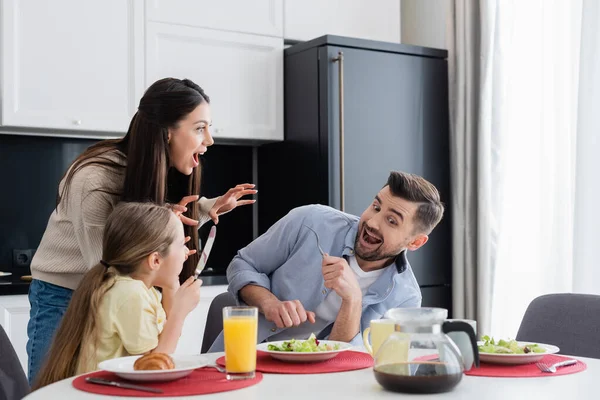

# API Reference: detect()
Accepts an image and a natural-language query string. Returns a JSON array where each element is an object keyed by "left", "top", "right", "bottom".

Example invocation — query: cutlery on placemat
[
  {"left": 85, "top": 377, "right": 163, "bottom": 393},
  {"left": 206, "top": 364, "right": 226, "bottom": 373},
  {"left": 536, "top": 359, "right": 577, "bottom": 373}
]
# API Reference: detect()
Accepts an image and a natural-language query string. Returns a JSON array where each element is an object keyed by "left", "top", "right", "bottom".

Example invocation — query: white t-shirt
[{"left": 268, "top": 256, "right": 389, "bottom": 341}]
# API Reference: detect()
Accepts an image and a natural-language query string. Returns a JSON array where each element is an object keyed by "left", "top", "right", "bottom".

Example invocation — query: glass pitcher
[{"left": 373, "top": 307, "right": 479, "bottom": 394}]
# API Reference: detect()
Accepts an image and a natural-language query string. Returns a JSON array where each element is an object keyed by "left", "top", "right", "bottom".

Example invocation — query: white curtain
[
  {"left": 573, "top": 0, "right": 600, "bottom": 295},
  {"left": 479, "top": 0, "right": 600, "bottom": 338},
  {"left": 448, "top": 0, "right": 494, "bottom": 334},
  {"left": 449, "top": 0, "right": 600, "bottom": 338}
]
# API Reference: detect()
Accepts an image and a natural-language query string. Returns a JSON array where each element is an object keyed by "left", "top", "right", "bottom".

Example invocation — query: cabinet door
[
  {"left": 420, "top": 286, "right": 452, "bottom": 316},
  {"left": 284, "top": 0, "right": 401, "bottom": 43},
  {"left": 175, "top": 286, "right": 227, "bottom": 355},
  {"left": 146, "top": 23, "right": 283, "bottom": 142},
  {"left": 1, "top": 0, "right": 144, "bottom": 134},
  {"left": 0, "top": 295, "right": 31, "bottom": 376},
  {"left": 146, "top": 0, "right": 283, "bottom": 37}
]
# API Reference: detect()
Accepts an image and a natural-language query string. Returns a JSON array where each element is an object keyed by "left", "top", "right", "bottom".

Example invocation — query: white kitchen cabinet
[
  {"left": 0, "top": 0, "right": 144, "bottom": 134},
  {"left": 175, "top": 285, "right": 227, "bottom": 355},
  {"left": 284, "top": 0, "right": 401, "bottom": 43},
  {"left": 0, "top": 295, "right": 31, "bottom": 376},
  {"left": 146, "top": 0, "right": 283, "bottom": 37},
  {"left": 146, "top": 22, "right": 283, "bottom": 142}
]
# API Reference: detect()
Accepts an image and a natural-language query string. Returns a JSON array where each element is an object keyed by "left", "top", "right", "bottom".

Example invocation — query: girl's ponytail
[{"left": 32, "top": 263, "right": 117, "bottom": 390}]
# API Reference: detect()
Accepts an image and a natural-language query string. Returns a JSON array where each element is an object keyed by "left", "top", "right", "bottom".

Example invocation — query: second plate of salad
[
  {"left": 477, "top": 336, "right": 560, "bottom": 365},
  {"left": 258, "top": 334, "right": 353, "bottom": 363}
]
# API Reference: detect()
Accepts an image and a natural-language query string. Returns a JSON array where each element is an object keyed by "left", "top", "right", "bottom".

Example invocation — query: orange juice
[{"left": 223, "top": 316, "right": 258, "bottom": 373}]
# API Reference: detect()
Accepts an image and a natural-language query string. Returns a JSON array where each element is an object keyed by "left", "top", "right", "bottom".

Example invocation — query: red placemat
[
  {"left": 466, "top": 354, "right": 587, "bottom": 378},
  {"left": 72, "top": 368, "right": 262, "bottom": 397},
  {"left": 217, "top": 350, "right": 373, "bottom": 374}
]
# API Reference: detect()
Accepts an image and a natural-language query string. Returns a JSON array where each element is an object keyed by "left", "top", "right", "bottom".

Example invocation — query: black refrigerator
[{"left": 258, "top": 35, "right": 452, "bottom": 315}]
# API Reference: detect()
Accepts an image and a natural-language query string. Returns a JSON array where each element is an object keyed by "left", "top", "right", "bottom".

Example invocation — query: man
[{"left": 208, "top": 171, "right": 444, "bottom": 352}]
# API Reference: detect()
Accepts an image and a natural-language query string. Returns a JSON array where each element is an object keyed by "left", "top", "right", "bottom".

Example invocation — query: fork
[
  {"left": 536, "top": 359, "right": 577, "bottom": 373},
  {"left": 302, "top": 225, "right": 325, "bottom": 257},
  {"left": 206, "top": 364, "right": 226, "bottom": 373}
]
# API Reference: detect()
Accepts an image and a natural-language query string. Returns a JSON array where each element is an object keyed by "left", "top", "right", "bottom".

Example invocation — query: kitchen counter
[
  {"left": 0, "top": 273, "right": 228, "bottom": 296},
  {"left": 197, "top": 274, "right": 228, "bottom": 286},
  {"left": 0, "top": 274, "right": 30, "bottom": 296}
]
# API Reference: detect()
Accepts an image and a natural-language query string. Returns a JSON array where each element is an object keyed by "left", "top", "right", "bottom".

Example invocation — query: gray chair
[
  {"left": 516, "top": 293, "right": 600, "bottom": 359},
  {"left": 0, "top": 324, "right": 29, "bottom": 400},
  {"left": 201, "top": 292, "right": 237, "bottom": 354}
]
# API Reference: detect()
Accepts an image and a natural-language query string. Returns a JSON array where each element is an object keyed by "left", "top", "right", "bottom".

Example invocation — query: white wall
[
  {"left": 400, "top": 0, "right": 450, "bottom": 49},
  {"left": 284, "top": 0, "right": 402, "bottom": 43}
]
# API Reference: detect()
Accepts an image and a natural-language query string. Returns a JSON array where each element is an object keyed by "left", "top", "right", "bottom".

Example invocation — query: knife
[
  {"left": 85, "top": 377, "right": 163, "bottom": 394},
  {"left": 194, "top": 225, "right": 216, "bottom": 278}
]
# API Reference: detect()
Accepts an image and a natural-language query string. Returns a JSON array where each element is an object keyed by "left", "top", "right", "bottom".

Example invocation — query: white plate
[
  {"left": 0, "top": 272, "right": 12, "bottom": 277},
  {"left": 98, "top": 354, "right": 208, "bottom": 382},
  {"left": 478, "top": 341, "right": 560, "bottom": 365},
  {"left": 258, "top": 340, "right": 353, "bottom": 363}
]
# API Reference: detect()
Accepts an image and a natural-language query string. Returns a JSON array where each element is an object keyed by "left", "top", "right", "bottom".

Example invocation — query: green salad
[
  {"left": 267, "top": 333, "right": 340, "bottom": 352},
  {"left": 478, "top": 335, "right": 546, "bottom": 354}
]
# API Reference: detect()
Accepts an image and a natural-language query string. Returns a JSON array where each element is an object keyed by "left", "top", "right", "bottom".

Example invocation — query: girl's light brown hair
[{"left": 32, "top": 202, "right": 179, "bottom": 390}]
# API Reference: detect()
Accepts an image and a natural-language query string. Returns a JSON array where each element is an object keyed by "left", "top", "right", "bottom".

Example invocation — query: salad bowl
[
  {"left": 258, "top": 334, "right": 353, "bottom": 363},
  {"left": 478, "top": 336, "right": 559, "bottom": 365}
]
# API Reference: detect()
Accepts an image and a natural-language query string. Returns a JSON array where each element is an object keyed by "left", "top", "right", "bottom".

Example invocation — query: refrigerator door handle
[{"left": 332, "top": 51, "right": 345, "bottom": 212}]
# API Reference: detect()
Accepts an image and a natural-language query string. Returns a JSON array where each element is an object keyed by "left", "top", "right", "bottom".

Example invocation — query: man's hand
[
  {"left": 261, "top": 299, "right": 316, "bottom": 329},
  {"left": 322, "top": 255, "right": 362, "bottom": 302}
]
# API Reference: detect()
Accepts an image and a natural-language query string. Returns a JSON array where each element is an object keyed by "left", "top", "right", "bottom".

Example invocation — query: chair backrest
[
  {"left": 201, "top": 292, "right": 237, "bottom": 354},
  {"left": 0, "top": 324, "right": 30, "bottom": 400},
  {"left": 516, "top": 293, "right": 600, "bottom": 359}
]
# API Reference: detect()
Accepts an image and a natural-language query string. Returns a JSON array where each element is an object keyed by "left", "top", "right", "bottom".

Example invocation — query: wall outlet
[{"left": 13, "top": 249, "right": 36, "bottom": 268}]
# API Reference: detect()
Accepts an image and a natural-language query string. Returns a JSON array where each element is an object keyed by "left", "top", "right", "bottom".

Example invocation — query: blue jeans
[{"left": 26, "top": 279, "right": 73, "bottom": 385}]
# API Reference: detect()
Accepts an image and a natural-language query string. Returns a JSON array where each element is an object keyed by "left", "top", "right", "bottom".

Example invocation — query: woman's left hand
[
  {"left": 209, "top": 183, "right": 257, "bottom": 224},
  {"left": 169, "top": 195, "right": 201, "bottom": 227}
]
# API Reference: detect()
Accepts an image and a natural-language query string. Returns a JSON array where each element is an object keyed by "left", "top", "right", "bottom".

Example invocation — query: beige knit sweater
[{"left": 31, "top": 150, "right": 216, "bottom": 290}]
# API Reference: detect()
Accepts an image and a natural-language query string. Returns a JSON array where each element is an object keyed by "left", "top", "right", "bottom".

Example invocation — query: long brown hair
[
  {"left": 57, "top": 77, "right": 209, "bottom": 281},
  {"left": 32, "top": 202, "right": 178, "bottom": 390}
]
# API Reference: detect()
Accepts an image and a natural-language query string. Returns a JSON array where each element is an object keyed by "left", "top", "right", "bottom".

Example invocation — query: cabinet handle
[
  {"left": 214, "top": 128, "right": 222, "bottom": 134},
  {"left": 332, "top": 51, "right": 345, "bottom": 212},
  {"left": 73, "top": 120, "right": 82, "bottom": 126}
]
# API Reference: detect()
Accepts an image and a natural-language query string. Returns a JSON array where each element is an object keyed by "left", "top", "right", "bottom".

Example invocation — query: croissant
[{"left": 133, "top": 353, "right": 175, "bottom": 371}]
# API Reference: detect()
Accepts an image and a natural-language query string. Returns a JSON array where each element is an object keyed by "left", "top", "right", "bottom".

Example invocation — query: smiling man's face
[{"left": 354, "top": 186, "right": 428, "bottom": 265}]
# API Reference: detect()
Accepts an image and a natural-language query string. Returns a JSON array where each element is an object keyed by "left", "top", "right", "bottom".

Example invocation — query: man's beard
[
  {"left": 355, "top": 242, "right": 400, "bottom": 261},
  {"left": 354, "top": 224, "right": 402, "bottom": 262}
]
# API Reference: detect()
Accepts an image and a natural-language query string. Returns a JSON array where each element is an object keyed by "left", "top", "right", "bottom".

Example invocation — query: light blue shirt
[{"left": 207, "top": 204, "right": 421, "bottom": 352}]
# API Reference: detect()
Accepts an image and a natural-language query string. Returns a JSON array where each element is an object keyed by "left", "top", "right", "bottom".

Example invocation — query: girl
[
  {"left": 33, "top": 202, "right": 202, "bottom": 389},
  {"left": 27, "top": 77, "right": 256, "bottom": 383}
]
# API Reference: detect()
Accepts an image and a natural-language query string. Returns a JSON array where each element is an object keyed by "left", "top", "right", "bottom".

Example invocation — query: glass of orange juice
[{"left": 222, "top": 306, "right": 258, "bottom": 380}]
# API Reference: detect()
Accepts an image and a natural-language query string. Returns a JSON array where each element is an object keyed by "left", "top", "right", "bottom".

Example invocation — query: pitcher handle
[
  {"left": 442, "top": 321, "right": 480, "bottom": 368},
  {"left": 363, "top": 327, "right": 373, "bottom": 355}
]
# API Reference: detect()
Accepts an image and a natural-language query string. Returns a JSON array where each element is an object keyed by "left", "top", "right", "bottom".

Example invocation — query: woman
[{"left": 26, "top": 77, "right": 256, "bottom": 383}]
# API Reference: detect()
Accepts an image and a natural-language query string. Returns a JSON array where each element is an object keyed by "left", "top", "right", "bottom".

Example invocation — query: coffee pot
[{"left": 373, "top": 307, "right": 479, "bottom": 394}]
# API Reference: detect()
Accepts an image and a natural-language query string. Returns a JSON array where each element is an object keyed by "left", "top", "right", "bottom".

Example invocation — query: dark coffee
[{"left": 374, "top": 362, "right": 463, "bottom": 394}]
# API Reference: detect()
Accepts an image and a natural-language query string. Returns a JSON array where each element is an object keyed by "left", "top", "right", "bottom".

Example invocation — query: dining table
[{"left": 23, "top": 350, "right": 597, "bottom": 400}]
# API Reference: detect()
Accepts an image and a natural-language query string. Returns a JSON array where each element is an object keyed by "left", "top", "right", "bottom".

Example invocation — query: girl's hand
[
  {"left": 184, "top": 236, "right": 197, "bottom": 260},
  {"left": 171, "top": 276, "right": 202, "bottom": 318},
  {"left": 209, "top": 184, "right": 257, "bottom": 224}
]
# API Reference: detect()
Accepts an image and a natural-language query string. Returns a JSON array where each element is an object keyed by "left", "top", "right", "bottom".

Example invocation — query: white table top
[{"left": 24, "top": 352, "right": 598, "bottom": 400}]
